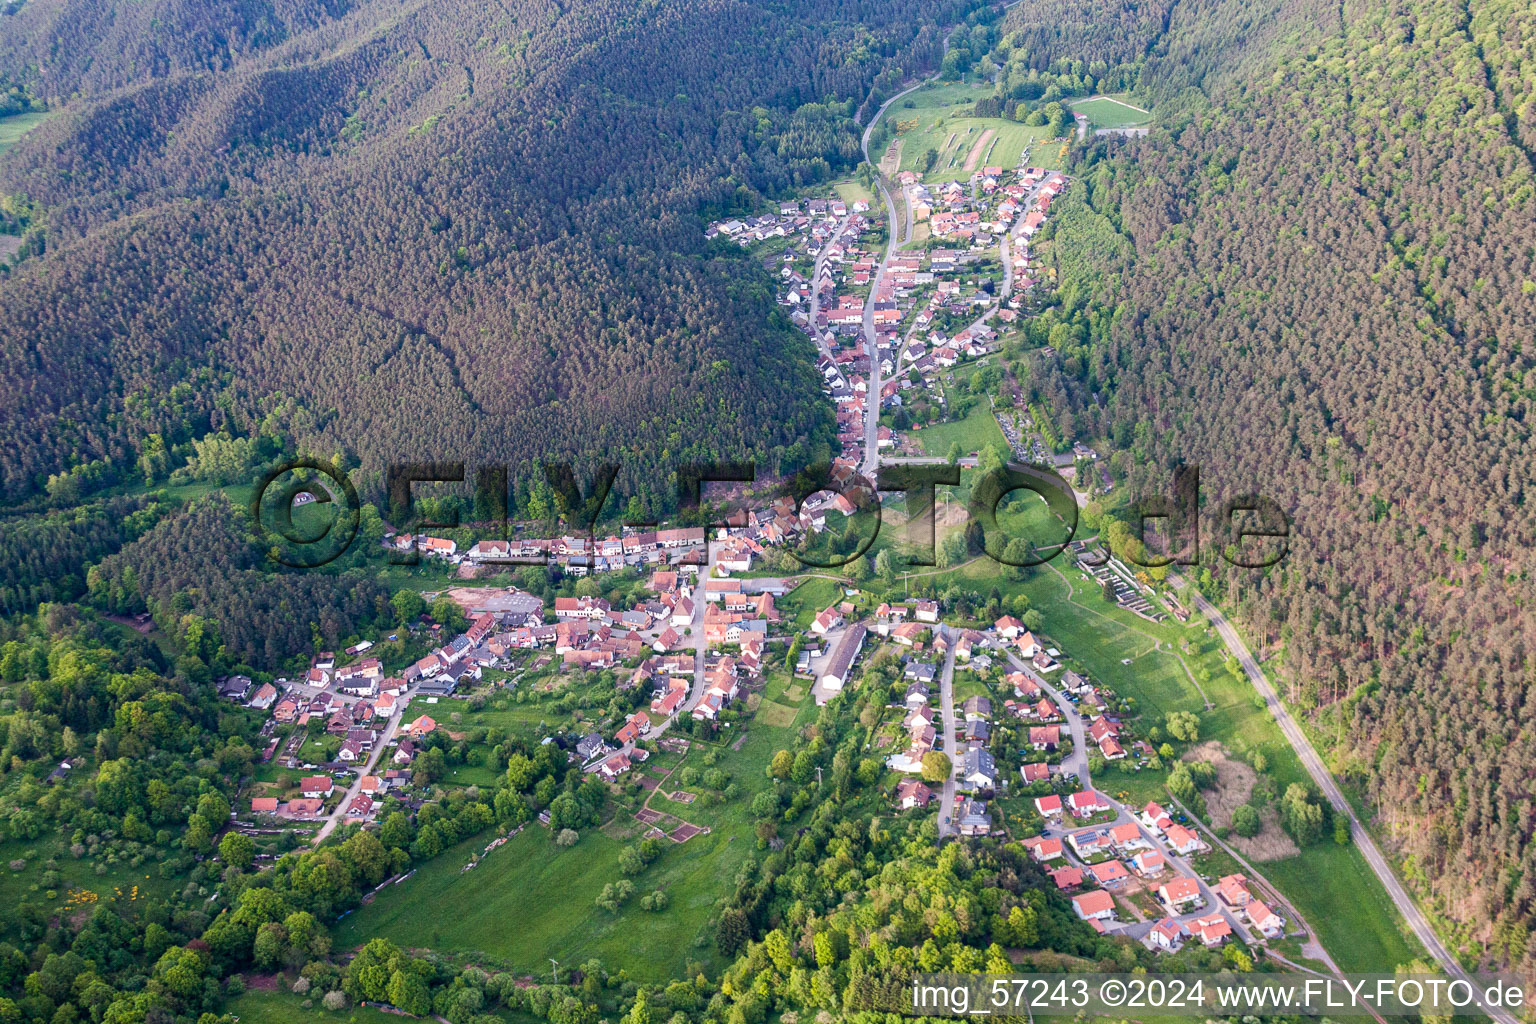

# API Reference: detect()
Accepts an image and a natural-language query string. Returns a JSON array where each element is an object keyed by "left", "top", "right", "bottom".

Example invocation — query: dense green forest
[
  {"left": 0, "top": 0, "right": 971, "bottom": 513},
  {"left": 1008, "top": 0, "right": 1536, "bottom": 976}
]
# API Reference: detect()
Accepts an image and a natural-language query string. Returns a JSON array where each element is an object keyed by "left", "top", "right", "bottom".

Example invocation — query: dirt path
[{"left": 963, "top": 128, "right": 995, "bottom": 172}]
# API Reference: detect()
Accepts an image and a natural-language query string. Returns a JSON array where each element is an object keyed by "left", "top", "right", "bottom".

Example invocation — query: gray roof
[{"left": 963, "top": 748, "right": 996, "bottom": 781}]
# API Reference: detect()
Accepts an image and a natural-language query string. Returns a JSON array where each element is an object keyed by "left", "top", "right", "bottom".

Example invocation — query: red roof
[
  {"left": 1072, "top": 890, "right": 1114, "bottom": 916},
  {"left": 1161, "top": 876, "right": 1201, "bottom": 903}
]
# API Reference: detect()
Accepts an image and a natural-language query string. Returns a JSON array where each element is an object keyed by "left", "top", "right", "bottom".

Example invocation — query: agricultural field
[
  {"left": 887, "top": 82, "right": 1054, "bottom": 181},
  {"left": 1068, "top": 95, "right": 1151, "bottom": 129}
]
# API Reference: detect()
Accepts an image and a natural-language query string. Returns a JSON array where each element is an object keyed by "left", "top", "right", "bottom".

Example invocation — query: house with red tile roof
[
  {"left": 1164, "top": 823, "right": 1203, "bottom": 855},
  {"left": 1148, "top": 917, "right": 1185, "bottom": 951},
  {"left": 1067, "top": 790, "right": 1110, "bottom": 816},
  {"left": 615, "top": 711, "right": 651, "bottom": 745},
  {"left": 299, "top": 776, "right": 333, "bottom": 799},
  {"left": 1091, "top": 860, "right": 1130, "bottom": 885},
  {"left": 1189, "top": 913, "right": 1232, "bottom": 946},
  {"left": 1158, "top": 876, "right": 1204, "bottom": 912},
  {"left": 1245, "top": 900, "right": 1284, "bottom": 937},
  {"left": 1071, "top": 890, "right": 1116, "bottom": 921},
  {"left": 1213, "top": 874, "right": 1253, "bottom": 907},
  {"left": 1024, "top": 836, "right": 1064, "bottom": 861}
]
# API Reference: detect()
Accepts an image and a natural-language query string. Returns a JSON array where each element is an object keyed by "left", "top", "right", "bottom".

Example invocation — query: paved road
[
  {"left": 999, "top": 179, "right": 1046, "bottom": 298},
  {"left": 312, "top": 700, "right": 405, "bottom": 845},
  {"left": 1177, "top": 578, "right": 1513, "bottom": 1021},
  {"left": 1005, "top": 652, "right": 1088, "bottom": 786},
  {"left": 935, "top": 625, "right": 960, "bottom": 837},
  {"left": 805, "top": 214, "right": 855, "bottom": 387},
  {"left": 857, "top": 179, "right": 896, "bottom": 479},
  {"left": 857, "top": 77, "right": 936, "bottom": 481},
  {"left": 685, "top": 541, "right": 720, "bottom": 713},
  {"left": 1002, "top": 648, "right": 1249, "bottom": 942}
]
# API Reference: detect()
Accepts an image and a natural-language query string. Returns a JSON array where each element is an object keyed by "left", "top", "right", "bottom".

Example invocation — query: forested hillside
[
  {"left": 1010, "top": 0, "right": 1536, "bottom": 974},
  {"left": 0, "top": 0, "right": 959, "bottom": 512}
]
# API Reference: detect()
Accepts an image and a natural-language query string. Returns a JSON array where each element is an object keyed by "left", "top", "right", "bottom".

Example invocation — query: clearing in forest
[{"left": 1183, "top": 741, "right": 1299, "bottom": 861}]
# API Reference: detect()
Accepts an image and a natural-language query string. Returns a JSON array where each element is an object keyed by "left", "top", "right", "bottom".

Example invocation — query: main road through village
[{"left": 843, "top": 72, "right": 1507, "bottom": 1014}]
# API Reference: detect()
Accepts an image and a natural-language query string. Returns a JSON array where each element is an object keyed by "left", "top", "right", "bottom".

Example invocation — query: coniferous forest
[
  {"left": 1004, "top": 0, "right": 1536, "bottom": 972},
  {"left": 2, "top": 0, "right": 1536, "bottom": 1020},
  {"left": 0, "top": 0, "right": 966, "bottom": 511}
]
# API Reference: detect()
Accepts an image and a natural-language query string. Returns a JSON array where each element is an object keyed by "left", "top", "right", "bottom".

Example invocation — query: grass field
[
  {"left": 889, "top": 82, "right": 1053, "bottom": 180},
  {"left": 778, "top": 576, "right": 845, "bottom": 629},
  {"left": 1068, "top": 95, "right": 1151, "bottom": 129},
  {"left": 226, "top": 985, "right": 541, "bottom": 1024},
  {"left": 831, "top": 178, "right": 874, "bottom": 207},
  {"left": 845, "top": 548, "right": 1422, "bottom": 973},
  {"left": 335, "top": 676, "right": 819, "bottom": 981},
  {"left": 912, "top": 402, "right": 1008, "bottom": 457},
  {"left": 0, "top": 834, "right": 177, "bottom": 941},
  {"left": 755, "top": 700, "right": 797, "bottom": 726},
  {"left": 0, "top": 111, "right": 50, "bottom": 159}
]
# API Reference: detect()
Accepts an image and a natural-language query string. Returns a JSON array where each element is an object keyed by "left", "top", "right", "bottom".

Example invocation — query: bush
[
  {"left": 322, "top": 990, "right": 347, "bottom": 1010},
  {"left": 1231, "top": 804, "right": 1261, "bottom": 838}
]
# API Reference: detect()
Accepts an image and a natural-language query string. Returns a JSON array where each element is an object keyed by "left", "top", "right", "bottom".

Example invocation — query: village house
[
  {"left": 1158, "top": 876, "right": 1204, "bottom": 913},
  {"left": 283, "top": 798, "right": 325, "bottom": 818},
  {"left": 1140, "top": 801, "right": 1173, "bottom": 834},
  {"left": 1214, "top": 874, "right": 1253, "bottom": 907},
  {"left": 896, "top": 779, "right": 933, "bottom": 810},
  {"left": 1245, "top": 900, "right": 1284, "bottom": 937},
  {"left": 1148, "top": 917, "right": 1185, "bottom": 952},
  {"left": 1071, "top": 890, "right": 1116, "bottom": 923},
  {"left": 957, "top": 798, "right": 991, "bottom": 836},
  {"left": 1067, "top": 790, "right": 1110, "bottom": 817},
  {"left": 811, "top": 605, "right": 843, "bottom": 635},
  {"left": 960, "top": 748, "right": 996, "bottom": 790},
  {"left": 1109, "top": 822, "right": 1148, "bottom": 852},
  {"left": 615, "top": 711, "right": 651, "bottom": 745},
  {"left": 1188, "top": 913, "right": 1233, "bottom": 946},
  {"left": 1024, "top": 836, "right": 1065, "bottom": 862},
  {"left": 1164, "top": 823, "right": 1203, "bottom": 855}
]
